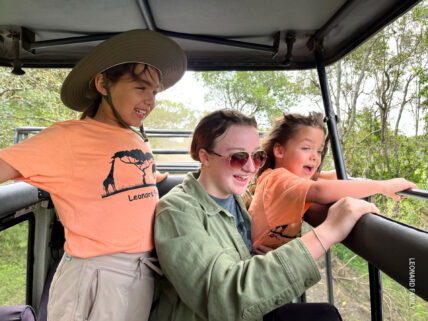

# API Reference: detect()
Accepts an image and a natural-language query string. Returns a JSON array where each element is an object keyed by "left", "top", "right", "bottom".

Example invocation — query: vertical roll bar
[
  {"left": 314, "top": 49, "right": 343, "bottom": 306},
  {"left": 368, "top": 263, "right": 384, "bottom": 321},
  {"left": 314, "top": 50, "right": 384, "bottom": 320},
  {"left": 315, "top": 50, "right": 347, "bottom": 180}
]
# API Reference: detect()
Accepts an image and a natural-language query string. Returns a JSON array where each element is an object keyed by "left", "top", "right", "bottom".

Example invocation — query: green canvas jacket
[{"left": 152, "top": 172, "right": 321, "bottom": 321}]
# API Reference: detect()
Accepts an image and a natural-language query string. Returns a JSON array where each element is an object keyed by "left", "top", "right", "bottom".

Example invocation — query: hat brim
[{"left": 61, "top": 29, "right": 187, "bottom": 112}]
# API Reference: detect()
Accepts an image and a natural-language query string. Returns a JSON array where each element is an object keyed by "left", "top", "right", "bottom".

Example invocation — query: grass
[
  {"left": 0, "top": 222, "right": 28, "bottom": 306},
  {"left": 331, "top": 243, "right": 428, "bottom": 321}
]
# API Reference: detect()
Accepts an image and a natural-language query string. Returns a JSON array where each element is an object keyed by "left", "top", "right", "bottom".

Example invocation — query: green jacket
[{"left": 152, "top": 172, "right": 320, "bottom": 321}]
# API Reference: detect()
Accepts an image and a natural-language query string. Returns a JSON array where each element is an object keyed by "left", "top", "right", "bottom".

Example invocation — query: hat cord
[{"left": 101, "top": 72, "right": 148, "bottom": 142}]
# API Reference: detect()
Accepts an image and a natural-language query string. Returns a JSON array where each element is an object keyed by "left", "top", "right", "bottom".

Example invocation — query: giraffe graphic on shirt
[
  {"left": 103, "top": 158, "right": 117, "bottom": 194},
  {"left": 101, "top": 149, "right": 156, "bottom": 198}
]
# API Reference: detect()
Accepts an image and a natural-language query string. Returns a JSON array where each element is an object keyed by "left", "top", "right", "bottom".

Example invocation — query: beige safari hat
[{"left": 61, "top": 29, "right": 187, "bottom": 111}]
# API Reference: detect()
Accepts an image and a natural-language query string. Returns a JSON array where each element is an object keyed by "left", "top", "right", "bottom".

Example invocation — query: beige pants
[{"left": 47, "top": 252, "right": 156, "bottom": 321}]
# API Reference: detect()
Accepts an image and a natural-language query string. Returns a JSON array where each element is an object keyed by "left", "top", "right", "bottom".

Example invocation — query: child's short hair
[{"left": 190, "top": 109, "right": 257, "bottom": 161}]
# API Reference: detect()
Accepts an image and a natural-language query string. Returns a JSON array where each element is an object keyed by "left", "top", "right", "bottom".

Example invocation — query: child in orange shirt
[
  {"left": 248, "top": 112, "right": 417, "bottom": 250},
  {"left": 0, "top": 30, "right": 186, "bottom": 321}
]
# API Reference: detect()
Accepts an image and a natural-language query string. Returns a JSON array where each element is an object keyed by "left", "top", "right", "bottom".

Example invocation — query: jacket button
[{"left": 275, "top": 299, "right": 283, "bottom": 306}]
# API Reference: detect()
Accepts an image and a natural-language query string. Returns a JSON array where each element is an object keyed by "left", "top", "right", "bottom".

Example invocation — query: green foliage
[
  {"left": 195, "top": 71, "right": 301, "bottom": 127},
  {"left": 331, "top": 243, "right": 367, "bottom": 274},
  {"left": 341, "top": 108, "right": 427, "bottom": 230},
  {"left": 144, "top": 100, "right": 203, "bottom": 130},
  {"left": 331, "top": 244, "right": 428, "bottom": 320},
  {"left": 0, "top": 67, "right": 78, "bottom": 149},
  {"left": 0, "top": 222, "right": 28, "bottom": 306},
  {"left": 381, "top": 273, "right": 428, "bottom": 321},
  {"left": 416, "top": 68, "right": 428, "bottom": 107},
  {"left": 143, "top": 99, "right": 204, "bottom": 153},
  {"left": 344, "top": 109, "right": 427, "bottom": 180}
]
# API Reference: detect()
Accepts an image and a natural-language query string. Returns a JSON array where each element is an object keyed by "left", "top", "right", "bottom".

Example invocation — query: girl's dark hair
[
  {"left": 244, "top": 112, "right": 326, "bottom": 208},
  {"left": 190, "top": 109, "right": 257, "bottom": 161},
  {"left": 80, "top": 63, "right": 159, "bottom": 119}
]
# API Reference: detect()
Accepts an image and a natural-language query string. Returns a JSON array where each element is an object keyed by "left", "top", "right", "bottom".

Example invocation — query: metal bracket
[
  {"left": 272, "top": 31, "right": 296, "bottom": 65},
  {"left": 323, "top": 114, "right": 339, "bottom": 123},
  {"left": 38, "top": 188, "right": 50, "bottom": 200},
  {"left": 21, "top": 27, "right": 36, "bottom": 54},
  {"left": 9, "top": 31, "right": 25, "bottom": 75}
]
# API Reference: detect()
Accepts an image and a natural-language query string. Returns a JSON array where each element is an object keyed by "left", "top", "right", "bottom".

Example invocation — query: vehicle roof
[{"left": 0, "top": 0, "right": 421, "bottom": 71}]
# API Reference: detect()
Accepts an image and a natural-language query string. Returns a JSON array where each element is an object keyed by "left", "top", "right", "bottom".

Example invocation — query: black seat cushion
[{"left": 156, "top": 175, "right": 184, "bottom": 198}]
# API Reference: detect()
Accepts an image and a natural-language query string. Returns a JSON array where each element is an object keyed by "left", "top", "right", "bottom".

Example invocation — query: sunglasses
[{"left": 207, "top": 150, "right": 267, "bottom": 169}]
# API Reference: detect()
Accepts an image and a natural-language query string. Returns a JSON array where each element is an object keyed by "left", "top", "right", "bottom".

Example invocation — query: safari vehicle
[{"left": 0, "top": 0, "right": 427, "bottom": 320}]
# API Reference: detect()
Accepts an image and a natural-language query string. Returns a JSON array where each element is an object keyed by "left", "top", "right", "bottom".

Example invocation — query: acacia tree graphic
[{"left": 114, "top": 149, "right": 155, "bottom": 185}]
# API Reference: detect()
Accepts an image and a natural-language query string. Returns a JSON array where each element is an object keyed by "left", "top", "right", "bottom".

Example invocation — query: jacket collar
[{"left": 182, "top": 172, "right": 249, "bottom": 218}]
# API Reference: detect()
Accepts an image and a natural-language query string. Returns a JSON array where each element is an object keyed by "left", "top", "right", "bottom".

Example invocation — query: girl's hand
[{"left": 382, "top": 178, "right": 417, "bottom": 201}]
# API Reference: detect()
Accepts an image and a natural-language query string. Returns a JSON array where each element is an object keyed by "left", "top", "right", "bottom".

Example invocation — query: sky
[
  {"left": 157, "top": 71, "right": 211, "bottom": 111},
  {"left": 156, "top": 71, "right": 422, "bottom": 136}
]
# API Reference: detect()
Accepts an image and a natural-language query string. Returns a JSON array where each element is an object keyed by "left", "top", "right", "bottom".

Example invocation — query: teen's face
[
  {"left": 98, "top": 64, "right": 160, "bottom": 127},
  {"left": 275, "top": 126, "right": 324, "bottom": 179},
  {"left": 203, "top": 125, "right": 261, "bottom": 198}
]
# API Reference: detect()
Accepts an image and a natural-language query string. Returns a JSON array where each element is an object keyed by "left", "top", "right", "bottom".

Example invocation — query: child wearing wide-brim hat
[{"left": 0, "top": 29, "right": 187, "bottom": 321}]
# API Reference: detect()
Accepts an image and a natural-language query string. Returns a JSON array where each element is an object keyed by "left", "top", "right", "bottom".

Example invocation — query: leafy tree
[
  {"left": 295, "top": 2, "right": 427, "bottom": 144},
  {"left": 143, "top": 100, "right": 204, "bottom": 155},
  {"left": 144, "top": 100, "right": 203, "bottom": 130},
  {"left": 195, "top": 71, "right": 301, "bottom": 127},
  {"left": 0, "top": 67, "right": 77, "bottom": 149}
]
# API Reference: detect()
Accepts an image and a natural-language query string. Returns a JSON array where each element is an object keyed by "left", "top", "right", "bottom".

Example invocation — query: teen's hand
[{"left": 317, "top": 197, "right": 379, "bottom": 247}]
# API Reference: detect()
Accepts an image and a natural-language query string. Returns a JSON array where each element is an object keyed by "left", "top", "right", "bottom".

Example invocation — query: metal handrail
[
  {"left": 14, "top": 127, "right": 194, "bottom": 144},
  {"left": 12, "top": 127, "right": 265, "bottom": 175},
  {"left": 397, "top": 188, "right": 428, "bottom": 200}
]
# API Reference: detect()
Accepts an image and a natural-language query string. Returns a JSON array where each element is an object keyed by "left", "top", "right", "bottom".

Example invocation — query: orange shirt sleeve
[{"left": 0, "top": 124, "right": 72, "bottom": 192}]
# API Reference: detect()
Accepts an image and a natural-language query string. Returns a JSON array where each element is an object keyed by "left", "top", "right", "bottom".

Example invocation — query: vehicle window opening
[{"left": 0, "top": 215, "right": 35, "bottom": 307}]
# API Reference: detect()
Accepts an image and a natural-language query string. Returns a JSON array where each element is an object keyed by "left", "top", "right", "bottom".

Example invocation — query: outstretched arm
[
  {"left": 317, "top": 170, "right": 337, "bottom": 180},
  {"left": 306, "top": 178, "right": 417, "bottom": 204},
  {"left": 0, "top": 158, "right": 20, "bottom": 183}
]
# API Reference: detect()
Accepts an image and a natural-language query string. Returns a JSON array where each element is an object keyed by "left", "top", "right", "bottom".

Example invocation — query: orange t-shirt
[
  {"left": 249, "top": 168, "right": 313, "bottom": 249},
  {"left": 0, "top": 118, "right": 158, "bottom": 258}
]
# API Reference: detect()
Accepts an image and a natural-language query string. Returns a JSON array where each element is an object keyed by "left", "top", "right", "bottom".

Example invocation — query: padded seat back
[
  {"left": 0, "top": 305, "right": 36, "bottom": 321},
  {"left": 157, "top": 175, "right": 184, "bottom": 198}
]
